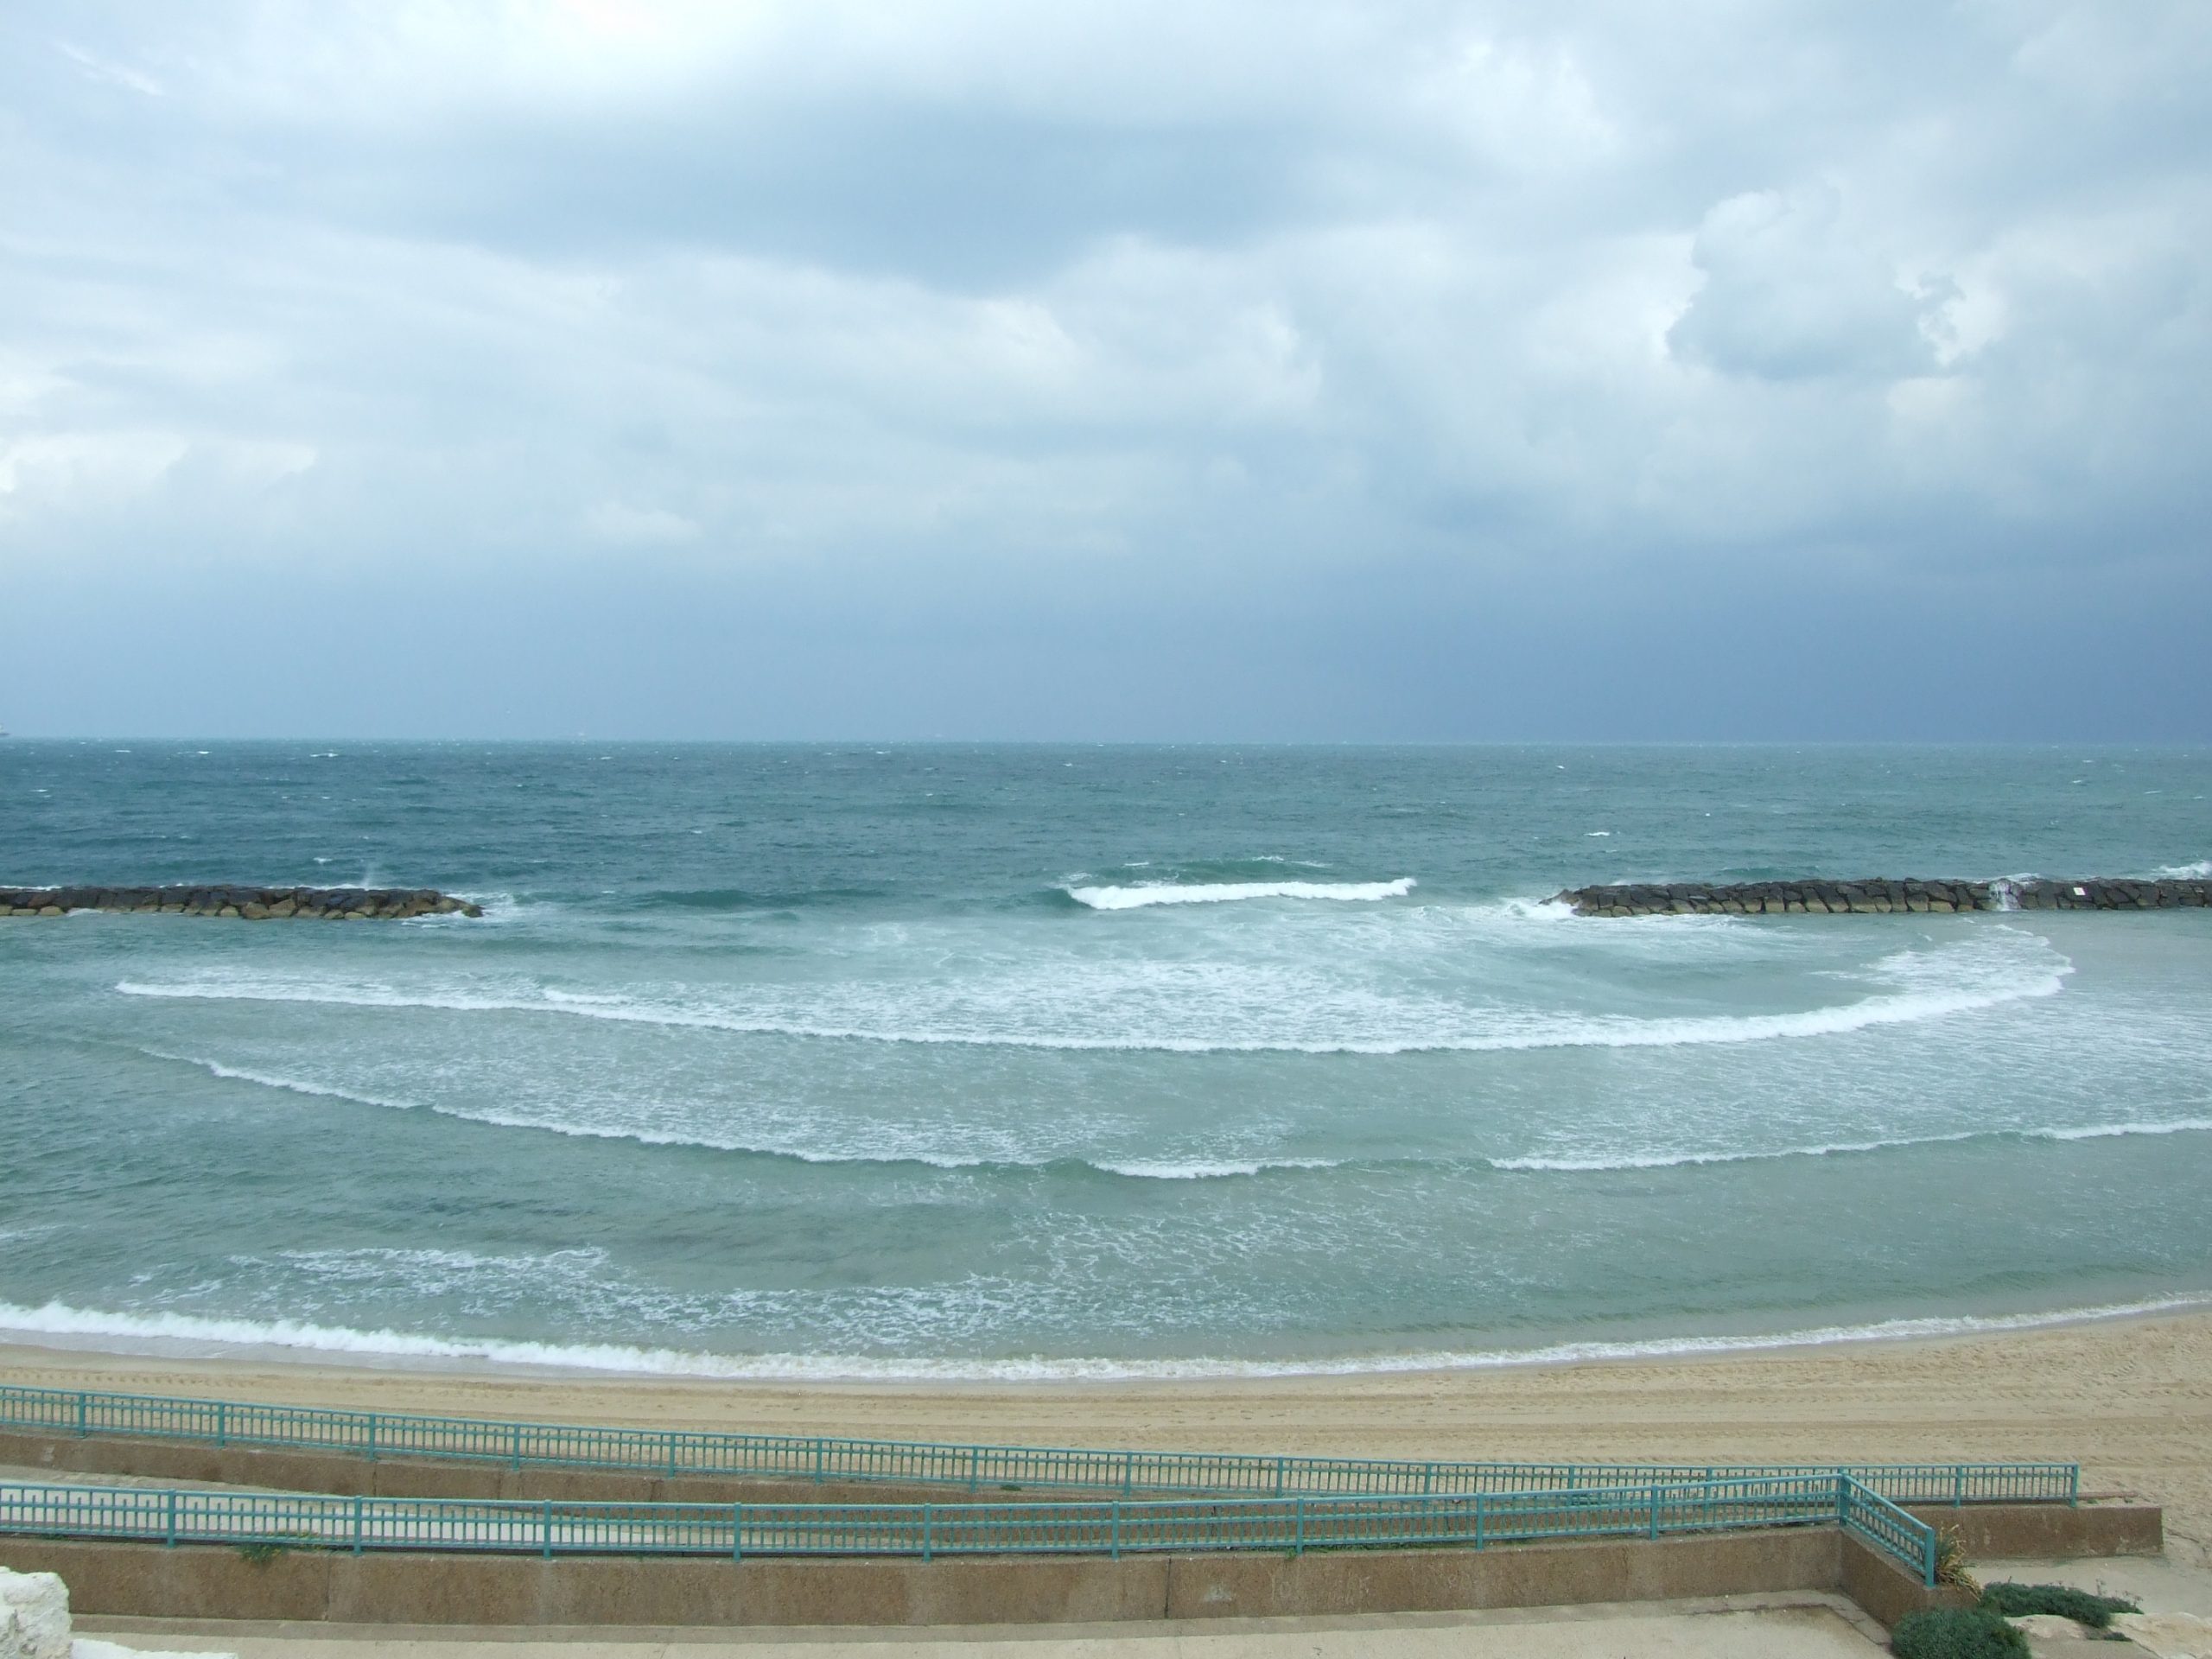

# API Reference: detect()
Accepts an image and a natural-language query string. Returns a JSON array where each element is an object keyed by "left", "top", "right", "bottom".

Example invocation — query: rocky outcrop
[
  {"left": 0, "top": 1569, "right": 69, "bottom": 1659},
  {"left": 1554, "top": 878, "right": 2212, "bottom": 916},
  {"left": 0, "top": 885, "right": 481, "bottom": 920}
]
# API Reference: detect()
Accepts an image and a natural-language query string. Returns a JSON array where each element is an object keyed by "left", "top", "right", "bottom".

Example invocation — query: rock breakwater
[
  {"left": 1555, "top": 878, "right": 2212, "bottom": 916},
  {"left": 0, "top": 885, "right": 481, "bottom": 919}
]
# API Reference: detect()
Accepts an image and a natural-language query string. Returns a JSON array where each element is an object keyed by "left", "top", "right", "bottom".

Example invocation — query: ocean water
[{"left": 2, "top": 741, "right": 2209, "bottom": 1379}]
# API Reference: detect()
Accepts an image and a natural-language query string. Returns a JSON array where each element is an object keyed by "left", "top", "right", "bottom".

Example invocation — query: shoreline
[
  {"left": 4, "top": 1309, "right": 2208, "bottom": 1566},
  {"left": 4, "top": 1289, "right": 2209, "bottom": 1387}
]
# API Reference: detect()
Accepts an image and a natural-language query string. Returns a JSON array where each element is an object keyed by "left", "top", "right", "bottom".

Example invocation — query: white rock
[
  {"left": 2112, "top": 1611, "right": 2212, "bottom": 1659},
  {"left": 73, "top": 1643, "right": 238, "bottom": 1659},
  {"left": 2008, "top": 1612, "right": 2091, "bottom": 1640},
  {"left": 0, "top": 1569, "right": 71, "bottom": 1659}
]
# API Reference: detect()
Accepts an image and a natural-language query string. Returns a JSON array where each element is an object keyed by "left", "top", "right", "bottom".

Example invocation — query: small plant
[
  {"left": 1891, "top": 1607, "right": 2028, "bottom": 1659},
  {"left": 1978, "top": 1582, "right": 2141, "bottom": 1628},
  {"left": 235, "top": 1540, "right": 288, "bottom": 1564},
  {"left": 1934, "top": 1526, "right": 1981, "bottom": 1595}
]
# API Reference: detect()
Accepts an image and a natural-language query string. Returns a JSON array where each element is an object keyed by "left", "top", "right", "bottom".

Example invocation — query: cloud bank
[{"left": 3, "top": 1, "right": 2208, "bottom": 737}]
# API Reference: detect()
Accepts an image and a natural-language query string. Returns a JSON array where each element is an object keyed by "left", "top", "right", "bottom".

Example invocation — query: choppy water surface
[{"left": 2, "top": 743, "right": 2209, "bottom": 1376}]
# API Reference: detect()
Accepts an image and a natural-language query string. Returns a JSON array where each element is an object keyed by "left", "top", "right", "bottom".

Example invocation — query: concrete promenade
[{"left": 72, "top": 1592, "right": 1894, "bottom": 1658}]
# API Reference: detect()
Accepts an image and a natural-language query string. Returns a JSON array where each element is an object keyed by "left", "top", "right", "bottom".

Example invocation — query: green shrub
[
  {"left": 1891, "top": 1607, "right": 2029, "bottom": 1659},
  {"left": 1978, "top": 1582, "right": 2140, "bottom": 1628}
]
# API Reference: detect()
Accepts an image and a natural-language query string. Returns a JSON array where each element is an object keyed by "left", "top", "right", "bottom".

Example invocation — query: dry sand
[{"left": 3, "top": 1310, "right": 2206, "bottom": 1567}]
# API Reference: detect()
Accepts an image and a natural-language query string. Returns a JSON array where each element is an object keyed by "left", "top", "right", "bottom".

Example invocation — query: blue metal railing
[
  {"left": 0, "top": 1471, "right": 1941, "bottom": 1581},
  {"left": 0, "top": 1385, "right": 2075, "bottom": 1513}
]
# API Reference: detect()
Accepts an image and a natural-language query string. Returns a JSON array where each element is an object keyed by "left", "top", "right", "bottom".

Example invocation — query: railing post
[
  {"left": 813, "top": 1437, "right": 824, "bottom": 1484},
  {"left": 732, "top": 1503, "right": 744, "bottom": 1561},
  {"left": 214, "top": 1402, "right": 226, "bottom": 1448},
  {"left": 365, "top": 1413, "right": 378, "bottom": 1464},
  {"left": 1953, "top": 1464, "right": 1964, "bottom": 1507},
  {"left": 542, "top": 1499, "right": 553, "bottom": 1560},
  {"left": 1120, "top": 1451, "right": 1133, "bottom": 1497},
  {"left": 922, "top": 1503, "right": 933, "bottom": 1563},
  {"left": 1649, "top": 1484, "right": 1661, "bottom": 1540},
  {"left": 352, "top": 1493, "right": 364, "bottom": 1554},
  {"left": 1422, "top": 1460, "right": 1434, "bottom": 1496},
  {"left": 75, "top": 1391, "right": 87, "bottom": 1439},
  {"left": 1110, "top": 1500, "right": 1121, "bottom": 1560},
  {"left": 968, "top": 1444, "right": 979, "bottom": 1493},
  {"left": 1294, "top": 1496, "right": 1305, "bottom": 1556},
  {"left": 1474, "top": 1491, "right": 1485, "bottom": 1549},
  {"left": 667, "top": 1433, "right": 678, "bottom": 1481},
  {"left": 2069, "top": 1464, "right": 2080, "bottom": 1508},
  {"left": 1273, "top": 1455, "right": 1285, "bottom": 1497},
  {"left": 512, "top": 1422, "right": 523, "bottom": 1474},
  {"left": 164, "top": 1487, "right": 177, "bottom": 1548}
]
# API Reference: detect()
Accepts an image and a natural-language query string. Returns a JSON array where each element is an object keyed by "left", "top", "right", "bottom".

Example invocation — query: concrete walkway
[
  {"left": 73, "top": 1592, "right": 1889, "bottom": 1657},
  {"left": 1980, "top": 1554, "right": 2212, "bottom": 1618}
]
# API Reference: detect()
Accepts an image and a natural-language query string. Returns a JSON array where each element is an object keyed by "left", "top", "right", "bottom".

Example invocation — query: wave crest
[
  {"left": 1490, "top": 1117, "right": 2212, "bottom": 1173},
  {"left": 1065, "top": 877, "right": 1415, "bottom": 910},
  {"left": 2, "top": 1294, "right": 2204, "bottom": 1382}
]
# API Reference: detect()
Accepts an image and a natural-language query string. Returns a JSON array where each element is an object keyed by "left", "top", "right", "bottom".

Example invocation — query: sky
[{"left": 2, "top": 1, "right": 2209, "bottom": 741}]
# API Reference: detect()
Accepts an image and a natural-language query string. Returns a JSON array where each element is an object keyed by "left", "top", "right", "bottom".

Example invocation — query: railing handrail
[
  {"left": 1839, "top": 1474, "right": 1942, "bottom": 1586},
  {"left": 0, "top": 1382, "right": 2078, "bottom": 1508},
  {"left": 0, "top": 1469, "right": 1938, "bottom": 1578}
]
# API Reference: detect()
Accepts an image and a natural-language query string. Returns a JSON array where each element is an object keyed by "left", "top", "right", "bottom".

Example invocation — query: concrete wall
[
  {"left": 3, "top": 1433, "right": 2164, "bottom": 1550},
  {"left": 1905, "top": 1503, "right": 2163, "bottom": 1559},
  {"left": 1839, "top": 1536, "right": 1974, "bottom": 1630},
  {"left": 0, "top": 1527, "right": 1917, "bottom": 1629}
]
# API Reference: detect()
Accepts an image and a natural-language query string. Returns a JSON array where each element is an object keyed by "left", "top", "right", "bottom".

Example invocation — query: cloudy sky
[{"left": 3, "top": 1, "right": 2208, "bottom": 739}]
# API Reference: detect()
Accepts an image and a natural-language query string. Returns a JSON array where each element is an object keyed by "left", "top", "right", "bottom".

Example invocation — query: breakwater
[
  {"left": 0, "top": 885, "right": 480, "bottom": 919},
  {"left": 1555, "top": 878, "right": 2212, "bottom": 917}
]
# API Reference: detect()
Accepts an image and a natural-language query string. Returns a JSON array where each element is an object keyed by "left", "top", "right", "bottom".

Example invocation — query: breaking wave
[
  {"left": 1065, "top": 878, "right": 1416, "bottom": 910},
  {"left": 138, "top": 1049, "right": 2205, "bottom": 1180},
  {"left": 2, "top": 1294, "right": 2205, "bottom": 1382},
  {"left": 114, "top": 930, "right": 2067, "bottom": 1056},
  {"left": 1489, "top": 1117, "right": 2212, "bottom": 1173}
]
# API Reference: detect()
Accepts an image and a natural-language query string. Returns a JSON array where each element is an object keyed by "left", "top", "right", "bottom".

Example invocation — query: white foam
[
  {"left": 1065, "top": 878, "right": 1415, "bottom": 910},
  {"left": 1489, "top": 1116, "right": 2212, "bottom": 1173},
  {"left": 142, "top": 1051, "right": 414, "bottom": 1112},
  {"left": 113, "top": 931, "right": 2069, "bottom": 1056},
  {"left": 1, "top": 1293, "right": 2204, "bottom": 1382},
  {"left": 1091, "top": 1158, "right": 1340, "bottom": 1180},
  {"left": 1489, "top": 1134, "right": 1981, "bottom": 1173},
  {"left": 140, "top": 1050, "right": 1358, "bottom": 1177},
  {"left": 2032, "top": 1117, "right": 2212, "bottom": 1142},
  {"left": 2154, "top": 861, "right": 2211, "bottom": 879}
]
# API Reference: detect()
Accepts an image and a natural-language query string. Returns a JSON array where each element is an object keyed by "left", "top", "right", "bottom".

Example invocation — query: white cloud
[
  {"left": 1, "top": 0, "right": 2206, "bottom": 606},
  {"left": 584, "top": 499, "right": 702, "bottom": 545},
  {"left": 54, "top": 40, "right": 162, "bottom": 97},
  {"left": 1668, "top": 184, "right": 1940, "bottom": 381}
]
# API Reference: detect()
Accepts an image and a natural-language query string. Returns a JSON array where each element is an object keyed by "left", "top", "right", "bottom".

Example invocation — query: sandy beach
[{"left": 3, "top": 1310, "right": 2205, "bottom": 1568}]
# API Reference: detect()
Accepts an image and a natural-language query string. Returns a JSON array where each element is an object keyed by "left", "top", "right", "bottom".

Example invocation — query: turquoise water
[{"left": 2, "top": 742, "right": 2209, "bottom": 1376}]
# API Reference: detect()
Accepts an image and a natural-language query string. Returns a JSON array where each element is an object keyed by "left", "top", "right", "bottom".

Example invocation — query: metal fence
[
  {"left": 0, "top": 1384, "right": 2075, "bottom": 1508},
  {"left": 0, "top": 1472, "right": 1939, "bottom": 1582}
]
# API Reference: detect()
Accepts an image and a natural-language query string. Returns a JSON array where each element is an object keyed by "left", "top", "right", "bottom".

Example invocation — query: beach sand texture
[{"left": 3, "top": 1311, "right": 2206, "bottom": 1569}]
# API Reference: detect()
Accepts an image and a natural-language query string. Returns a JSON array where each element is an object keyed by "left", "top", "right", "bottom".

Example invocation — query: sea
[{"left": 2, "top": 741, "right": 2209, "bottom": 1381}]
